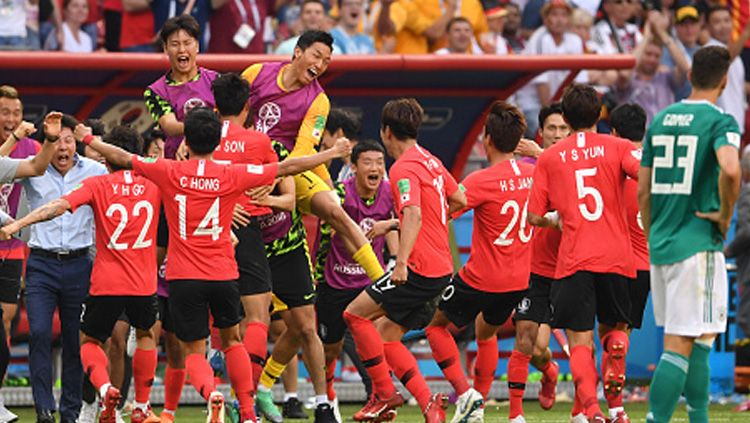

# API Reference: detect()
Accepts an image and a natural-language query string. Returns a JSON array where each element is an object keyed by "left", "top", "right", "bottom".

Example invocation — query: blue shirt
[
  {"left": 661, "top": 39, "right": 699, "bottom": 101},
  {"left": 331, "top": 27, "right": 375, "bottom": 55},
  {"left": 21, "top": 155, "right": 107, "bottom": 252}
]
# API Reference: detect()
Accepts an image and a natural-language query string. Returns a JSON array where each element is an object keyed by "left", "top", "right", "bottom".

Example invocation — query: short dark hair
[
  {"left": 326, "top": 109, "right": 360, "bottom": 140},
  {"left": 538, "top": 102, "right": 564, "bottom": 130},
  {"left": 691, "top": 45, "right": 731, "bottom": 90},
  {"left": 61, "top": 114, "right": 79, "bottom": 132},
  {"left": 446, "top": 16, "right": 471, "bottom": 32},
  {"left": 304, "top": 0, "right": 326, "bottom": 11},
  {"left": 143, "top": 127, "right": 165, "bottom": 155},
  {"left": 381, "top": 98, "right": 423, "bottom": 141},
  {"left": 296, "top": 30, "right": 334, "bottom": 53},
  {"left": 159, "top": 15, "right": 200, "bottom": 46},
  {"left": 351, "top": 139, "right": 385, "bottom": 164},
  {"left": 212, "top": 73, "right": 250, "bottom": 117},
  {"left": 184, "top": 107, "right": 222, "bottom": 155},
  {"left": 561, "top": 84, "right": 601, "bottom": 130},
  {"left": 103, "top": 125, "right": 144, "bottom": 171},
  {"left": 706, "top": 5, "right": 729, "bottom": 22},
  {"left": 83, "top": 118, "right": 105, "bottom": 136},
  {"left": 485, "top": 101, "right": 527, "bottom": 153},
  {"left": 609, "top": 103, "right": 646, "bottom": 142}
]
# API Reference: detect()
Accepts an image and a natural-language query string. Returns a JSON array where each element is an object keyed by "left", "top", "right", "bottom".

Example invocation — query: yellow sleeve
[
  {"left": 289, "top": 92, "right": 331, "bottom": 181},
  {"left": 241, "top": 63, "right": 263, "bottom": 85}
]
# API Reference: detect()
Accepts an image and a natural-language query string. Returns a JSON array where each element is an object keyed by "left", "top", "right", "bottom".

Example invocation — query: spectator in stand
[
  {"left": 614, "top": 15, "right": 686, "bottom": 124},
  {"left": 435, "top": 17, "right": 481, "bottom": 54},
  {"left": 43, "top": 0, "right": 94, "bottom": 51},
  {"left": 331, "top": 0, "right": 376, "bottom": 54},
  {"left": 0, "top": 0, "right": 35, "bottom": 49},
  {"left": 152, "top": 0, "right": 212, "bottom": 50},
  {"left": 275, "top": 0, "right": 326, "bottom": 54},
  {"left": 480, "top": 6, "right": 510, "bottom": 54},
  {"left": 503, "top": 2, "right": 524, "bottom": 52},
  {"left": 208, "top": 0, "right": 274, "bottom": 53},
  {"left": 419, "top": 0, "right": 487, "bottom": 53},
  {"left": 571, "top": 7, "right": 595, "bottom": 51},
  {"left": 592, "top": 0, "right": 643, "bottom": 54},
  {"left": 118, "top": 0, "right": 156, "bottom": 52},
  {"left": 661, "top": 4, "right": 702, "bottom": 100},
  {"left": 102, "top": 0, "right": 122, "bottom": 51},
  {"left": 705, "top": 6, "right": 750, "bottom": 133},
  {"left": 513, "top": 0, "right": 584, "bottom": 136}
]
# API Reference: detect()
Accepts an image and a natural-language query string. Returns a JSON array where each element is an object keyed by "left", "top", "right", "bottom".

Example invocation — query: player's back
[
  {"left": 644, "top": 100, "right": 741, "bottom": 264},
  {"left": 459, "top": 159, "right": 534, "bottom": 293},
  {"left": 624, "top": 176, "right": 649, "bottom": 270},
  {"left": 390, "top": 145, "right": 458, "bottom": 278},
  {"left": 534, "top": 131, "right": 640, "bottom": 279},
  {"left": 78, "top": 171, "right": 160, "bottom": 296}
]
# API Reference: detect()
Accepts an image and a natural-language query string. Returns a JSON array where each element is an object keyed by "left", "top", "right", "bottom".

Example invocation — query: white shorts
[{"left": 650, "top": 251, "right": 728, "bottom": 337}]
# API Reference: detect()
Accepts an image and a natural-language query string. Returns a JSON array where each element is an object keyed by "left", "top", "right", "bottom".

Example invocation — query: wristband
[
  {"left": 10, "top": 132, "right": 20, "bottom": 141},
  {"left": 81, "top": 134, "right": 94, "bottom": 145}
]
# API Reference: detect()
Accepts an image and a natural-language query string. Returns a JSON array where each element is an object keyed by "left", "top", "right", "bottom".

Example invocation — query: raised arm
[
  {"left": 14, "top": 112, "right": 62, "bottom": 179},
  {"left": 277, "top": 138, "right": 351, "bottom": 177},
  {"left": 0, "top": 198, "right": 71, "bottom": 240},
  {"left": 77, "top": 124, "right": 134, "bottom": 169}
]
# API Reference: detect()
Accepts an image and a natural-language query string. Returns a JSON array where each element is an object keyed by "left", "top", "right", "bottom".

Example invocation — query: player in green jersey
[{"left": 639, "top": 45, "right": 742, "bottom": 423}]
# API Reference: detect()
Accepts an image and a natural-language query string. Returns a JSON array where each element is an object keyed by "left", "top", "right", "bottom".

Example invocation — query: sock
[
  {"left": 132, "top": 348, "right": 157, "bottom": 404},
  {"left": 225, "top": 344, "right": 257, "bottom": 422},
  {"left": 259, "top": 356, "right": 287, "bottom": 390},
  {"left": 244, "top": 322, "right": 268, "bottom": 392},
  {"left": 80, "top": 342, "right": 111, "bottom": 389},
  {"left": 474, "top": 337, "right": 498, "bottom": 399},
  {"left": 684, "top": 343, "right": 711, "bottom": 423},
  {"left": 185, "top": 353, "right": 216, "bottom": 401},
  {"left": 284, "top": 392, "right": 298, "bottom": 401},
  {"left": 571, "top": 389, "right": 584, "bottom": 417},
  {"left": 315, "top": 395, "right": 328, "bottom": 406},
  {"left": 384, "top": 341, "right": 431, "bottom": 411},
  {"left": 647, "top": 351, "right": 689, "bottom": 423},
  {"left": 425, "top": 326, "right": 470, "bottom": 396},
  {"left": 343, "top": 311, "right": 396, "bottom": 399},
  {"left": 352, "top": 244, "right": 385, "bottom": 281},
  {"left": 508, "top": 350, "right": 531, "bottom": 419},
  {"left": 539, "top": 360, "right": 557, "bottom": 383},
  {"left": 326, "top": 358, "right": 337, "bottom": 401},
  {"left": 569, "top": 345, "right": 601, "bottom": 418},
  {"left": 163, "top": 366, "right": 186, "bottom": 413}
]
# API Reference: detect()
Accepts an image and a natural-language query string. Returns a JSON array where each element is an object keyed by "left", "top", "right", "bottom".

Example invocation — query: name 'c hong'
[
  {"left": 179, "top": 176, "right": 221, "bottom": 191},
  {"left": 499, "top": 176, "right": 533, "bottom": 192}
]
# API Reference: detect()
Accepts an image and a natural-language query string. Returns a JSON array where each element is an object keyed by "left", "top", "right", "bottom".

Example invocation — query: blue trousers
[{"left": 25, "top": 254, "right": 90, "bottom": 421}]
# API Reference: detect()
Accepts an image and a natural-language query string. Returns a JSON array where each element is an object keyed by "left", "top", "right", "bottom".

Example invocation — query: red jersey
[
  {"left": 530, "top": 226, "right": 562, "bottom": 279},
  {"left": 390, "top": 144, "right": 458, "bottom": 278},
  {"left": 624, "top": 176, "right": 649, "bottom": 271},
  {"left": 528, "top": 132, "right": 641, "bottom": 279},
  {"left": 64, "top": 171, "right": 160, "bottom": 296},
  {"left": 131, "top": 156, "right": 278, "bottom": 281},
  {"left": 455, "top": 159, "right": 534, "bottom": 293},
  {"left": 212, "top": 120, "right": 278, "bottom": 216}
]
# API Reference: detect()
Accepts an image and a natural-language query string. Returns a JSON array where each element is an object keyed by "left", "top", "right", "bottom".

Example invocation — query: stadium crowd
[{"left": 0, "top": 0, "right": 749, "bottom": 422}]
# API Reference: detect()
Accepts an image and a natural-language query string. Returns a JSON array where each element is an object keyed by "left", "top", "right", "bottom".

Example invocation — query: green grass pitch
[{"left": 7, "top": 402, "right": 747, "bottom": 422}]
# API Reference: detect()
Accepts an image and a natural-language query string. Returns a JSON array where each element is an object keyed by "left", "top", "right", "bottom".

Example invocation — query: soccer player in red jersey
[
  {"left": 597, "top": 103, "right": 650, "bottom": 423},
  {"left": 424, "top": 101, "right": 534, "bottom": 423},
  {"left": 343, "top": 98, "right": 466, "bottom": 423},
  {"left": 527, "top": 84, "right": 641, "bottom": 423},
  {"left": 0, "top": 126, "right": 161, "bottom": 423},
  {"left": 80, "top": 107, "right": 351, "bottom": 423}
]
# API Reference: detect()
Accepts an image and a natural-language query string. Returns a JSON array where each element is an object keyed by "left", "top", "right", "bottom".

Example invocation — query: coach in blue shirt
[{"left": 20, "top": 114, "right": 106, "bottom": 423}]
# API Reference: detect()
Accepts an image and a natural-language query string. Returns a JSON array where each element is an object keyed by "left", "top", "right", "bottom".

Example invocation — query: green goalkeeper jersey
[{"left": 642, "top": 100, "right": 740, "bottom": 265}]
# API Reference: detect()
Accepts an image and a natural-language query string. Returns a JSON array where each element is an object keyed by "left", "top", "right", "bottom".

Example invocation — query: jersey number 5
[
  {"left": 106, "top": 201, "right": 154, "bottom": 250},
  {"left": 174, "top": 195, "right": 223, "bottom": 241},
  {"left": 575, "top": 167, "right": 603, "bottom": 222}
]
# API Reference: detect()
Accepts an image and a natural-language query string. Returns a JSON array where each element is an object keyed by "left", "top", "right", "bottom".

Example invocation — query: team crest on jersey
[
  {"left": 183, "top": 97, "right": 207, "bottom": 115},
  {"left": 359, "top": 217, "right": 376, "bottom": 235},
  {"left": 397, "top": 179, "right": 410, "bottom": 204},
  {"left": 312, "top": 116, "right": 325, "bottom": 139},
  {"left": 256, "top": 102, "right": 282, "bottom": 134}
]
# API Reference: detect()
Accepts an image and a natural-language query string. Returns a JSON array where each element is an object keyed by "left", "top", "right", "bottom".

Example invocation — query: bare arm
[
  {"left": 536, "top": 83, "right": 551, "bottom": 107},
  {"left": 0, "top": 198, "right": 71, "bottom": 240},
  {"left": 717, "top": 146, "right": 742, "bottom": 232},
  {"left": 158, "top": 114, "right": 185, "bottom": 138},
  {"left": 728, "top": 21, "right": 750, "bottom": 60},
  {"left": 211, "top": 0, "right": 230, "bottom": 9},
  {"left": 527, "top": 211, "right": 559, "bottom": 228},
  {"left": 1, "top": 121, "right": 36, "bottom": 157},
  {"left": 447, "top": 188, "right": 467, "bottom": 215},
  {"left": 637, "top": 166, "right": 652, "bottom": 242},
  {"left": 377, "top": 0, "right": 397, "bottom": 37},
  {"left": 251, "top": 176, "right": 295, "bottom": 211},
  {"left": 79, "top": 125, "right": 133, "bottom": 169},
  {"left": 277, "top": 138, "right": 351, "bottom": 177},
  {"left": 14, "top": 113, "right": 62, "bottom": 179},
  {"left": 391, "top": 205, "right": 420, "bottom": 283},
  {"left": 423, "top": 3, "right": 456, "bottom": 41},
  {"left": 122, "top": 0, "right": 150, "bottom": 12},
  {"left": 385, "top": 228, "right": 399, "bottom": 258}
]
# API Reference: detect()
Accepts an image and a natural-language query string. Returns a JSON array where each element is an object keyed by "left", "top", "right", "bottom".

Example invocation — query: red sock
[
  {"left": 132, "top": 348, "right": 157, "bottom": 403},
  {"left": 225, "top": 344, "right": 257, "bottom": 422},
  {"left": 343, "top": 311, "right": 395, "bottom": 399},
  {"left": 474, "top": 337, "right": 498, "bottom": 399},
  {"left": 80, "top": 342, "right": 110, "bottom": 389},
  {"left": 508, "top": 350, "right": 531, "bottom": 419},
  {"left": 539, "top": 360, "right": 556, "bottom": 382},
  {"left": 569, "top": 345, "right": 601, "bottom": 418},
  {"left": 185, "top": 353, "right": 216, "bottom": 401},
  {"left": 384, "top": 341, "right": 431, "bottom": 411},
  {"left": 244, "top": 322, "right": 268, "bottom": 392},
  {"left": 425, "top": 326, "right": 470, "bottom": 396},
  {"left": 571, "top": 388, "right": 584, "bottom": 416},
  {"left": 163, "top": 366, "right": 186, "bottom": 411},
  {"left": 326, "top": 357, "right": 337, "bottom": 401}
]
